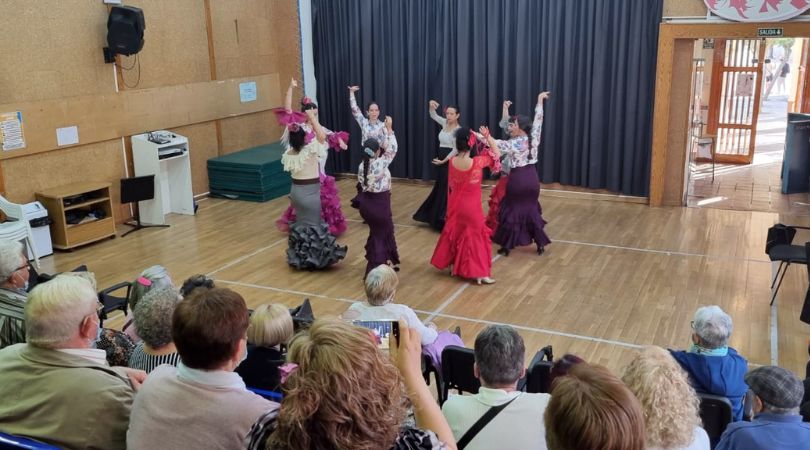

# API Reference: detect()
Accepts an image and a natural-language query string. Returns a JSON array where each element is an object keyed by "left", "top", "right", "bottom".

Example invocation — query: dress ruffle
[
  {"left": 431, "top": 221, "right": 493, "bottom": 279},
  {"left": 326, "top": 131, "right": 350, "bottom": 151},
  {"left": 286, "top": 222, "right": 347, "bottom": 270},
  {"left": 276, "top": 174, "right": 347, "bottom": 236},
  {"left": 485, "top": 176, "right": 508, "bottom": 236}
]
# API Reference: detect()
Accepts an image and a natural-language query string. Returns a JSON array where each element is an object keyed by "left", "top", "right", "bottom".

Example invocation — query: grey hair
[
  {"left": 0, "top": 240, "right": 24, "bottom": 280},
  {"left": 133, "top": 286, "right": 180, "bottom": 349},
  {"left": 128, "top": 265, "right": 173, "bottom": 311},
  {"left": 25, "top": 274, "right": 97, "bottom": 348},
  {"left": 474, "top": 325, "right": 525, "bottom": 386},
  {"left": 761, "top": 401, "right": 799, "bottom": 416},
  {"left": 693, "top": 306, "right": 733, "bottom": 349}
]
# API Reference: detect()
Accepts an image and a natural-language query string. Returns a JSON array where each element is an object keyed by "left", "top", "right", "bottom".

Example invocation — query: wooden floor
[{"left": 40, "top": 178, "right": 810, "bottom": 377}]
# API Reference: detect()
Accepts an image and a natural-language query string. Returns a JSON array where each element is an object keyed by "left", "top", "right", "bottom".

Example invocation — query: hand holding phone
[
  {"left": 353, "top": 320, "right": 399, "bottom": 350},
  {"left": 389, "top": 319, "right": 422, "bottom": 380}
]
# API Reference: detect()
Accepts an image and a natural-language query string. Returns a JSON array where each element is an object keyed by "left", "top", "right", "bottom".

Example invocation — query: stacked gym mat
[{"left": 207, "top": 142, "right": 291, "bottom": 202}]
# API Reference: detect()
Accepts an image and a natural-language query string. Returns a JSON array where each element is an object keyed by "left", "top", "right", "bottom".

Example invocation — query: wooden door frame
[{"left": 649, "top": 22, "right": 810, "bottom": 207}]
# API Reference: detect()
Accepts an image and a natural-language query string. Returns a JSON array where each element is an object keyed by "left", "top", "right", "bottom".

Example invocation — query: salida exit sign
[{"left": 758, "top": 28, "right": 784, "bottom": 37}]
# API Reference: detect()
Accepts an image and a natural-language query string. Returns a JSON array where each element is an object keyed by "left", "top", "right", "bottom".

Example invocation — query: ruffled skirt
[
  {"left": 286, "top": 183, "right": 347, "bottom": 270},
  {"left": 276, "top": 173, "right": 347, "bottom": 236},
  {"left": 491, "top": 165, "right": 551, "bottom": 251},
  {"left": 353, "top": 190, "right": 399, "bottom": 275}
]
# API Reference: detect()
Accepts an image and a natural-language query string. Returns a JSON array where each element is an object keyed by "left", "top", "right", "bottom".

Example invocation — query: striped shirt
[
  {"left": 0, "top": 288, "right": 27, "bottom": 349},
  {"left": 128, "top": 342, "right": 180, "bottom": 373}
]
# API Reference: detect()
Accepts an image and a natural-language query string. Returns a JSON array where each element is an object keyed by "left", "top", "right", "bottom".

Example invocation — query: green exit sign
[{"left": 758, "top": 28, "right": 783, "bottom": 37}]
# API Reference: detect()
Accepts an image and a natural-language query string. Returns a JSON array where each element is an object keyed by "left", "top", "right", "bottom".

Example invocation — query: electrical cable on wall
[{"left": 117, "top": 54, "right": 141, "bottom": 89}]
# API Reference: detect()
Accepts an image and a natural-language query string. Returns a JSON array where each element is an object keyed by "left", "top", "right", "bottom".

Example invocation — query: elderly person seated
[
  {"left": 344, "top": 264, "right": 462, "bottom": 371},
  {"left": 244, "top": 318, "right": 457, "bottom": 449},
  {"left": 236, "top": 303, "right": 294, "bottom": 391},
  {"left": 0, "top": 274, "right": 143, "bottom": 449},
  {"left": 670, "top": 305, "right": 748, "bottom": 421},
  {"left": 123, "top": 264, "right": 174, "bottom": 343},
  {"left": 127, "top": 287, "right": 276, "bottom": 449},
  {"left": 622, "top": 346, "right": 710, "bottom": 450},
  {"left": 545, "top": 362, "right": 646, "bottom": 450},
  {"left": 442, "top": 325, "right": 551, "bottom": 450},
  {"left": 0, "top": 240, "right": 30, "bottom": 349},
  {"left": 716, "top": 366, "right": 810, "bottom": 450},
  {"left": 128, "top": 286, "right": 181, "bottom": 373}
]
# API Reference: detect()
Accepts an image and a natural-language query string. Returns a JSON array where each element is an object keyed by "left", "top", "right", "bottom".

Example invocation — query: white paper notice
[
  {"left": 56, "top": 126, "right": 79, "bottom": 146},
  {"left": 1, "top": 111, "right": 25, "bottom": 151}
]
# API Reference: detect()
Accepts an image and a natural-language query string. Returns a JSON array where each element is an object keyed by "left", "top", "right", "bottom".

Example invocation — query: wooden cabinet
[{"left": 35, "top": 182, "right": 116, "bottom": 250}]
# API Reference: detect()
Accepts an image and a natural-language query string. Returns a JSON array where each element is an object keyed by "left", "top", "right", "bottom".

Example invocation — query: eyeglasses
[
  {"left": 690, "top": 320, "right": 695, "bottom": 329},
  {"left": 14, "top": 263, "right": 29, "bottom": 273}
]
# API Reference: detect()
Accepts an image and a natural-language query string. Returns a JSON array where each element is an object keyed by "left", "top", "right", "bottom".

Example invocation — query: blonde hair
[
  {"left": 25, "top": 274, "right": 97, "bottom": 348},
  {"left": 247, "top": 304, "right": 293, "bottom": 347},
  {"left": 270, "top": 318, "right": 407, "bottom": 450},
  {"left": 364, "top": 264, "right": 398, "bottom": 306},
  {"left": 621, "top": 346, "right": 702, "bottom": 449}
]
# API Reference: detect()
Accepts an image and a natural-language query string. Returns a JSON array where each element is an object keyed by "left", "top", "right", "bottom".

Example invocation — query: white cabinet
[{"left": 131, "top": 131, "right": 194, "bottom": 225}]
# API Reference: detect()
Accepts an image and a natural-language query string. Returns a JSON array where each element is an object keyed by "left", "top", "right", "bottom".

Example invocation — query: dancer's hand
[
  {"left": 538, "top": 91, "right": 550, "bottom": 103},
  {"left": 289, "top": 78, "right": 298, "bottom": 88},
  {"left": 348, "top": 85, "right": 360, "bottom": 93},
  {"left": 502, "top": 100, "right": 512, "bottom": 109},
  {"left": 338, "top": 138, "right": 348, "bottom": 150},
  {"left": 431, "top": 158, "right": 445, "bottom": 165},
  {"left": 479, "top": 126, "right": 491, "bottom": 139},
  {"left": 429, "top": 100, "right": 439, "bottom": 111},
  {"left": 385, "top": 116, "right": 393, "bottom": 131},
  {"left": 305, "top": 109, "right": 318, "bottom": 121}
]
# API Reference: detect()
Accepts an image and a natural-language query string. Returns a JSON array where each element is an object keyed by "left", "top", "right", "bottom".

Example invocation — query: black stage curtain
[{"left": 312, "top": 0, "right": 662, "bottom": 197}]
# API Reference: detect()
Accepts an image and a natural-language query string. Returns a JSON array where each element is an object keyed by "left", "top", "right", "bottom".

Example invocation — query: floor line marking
[
  {"left": 551, "top": 238, "right": 769, "bottom": 263},
  {"left": 216, "top": 267, "right": 644, "bottom": 350},
  {"left": 426, "top": 255, "right": 502, "bottom": 322},
  {"left": 206, "top": 238, "right": 286, "bottom": 277}
]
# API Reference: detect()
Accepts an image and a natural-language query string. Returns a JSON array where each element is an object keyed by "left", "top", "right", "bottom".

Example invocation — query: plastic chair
[
  {"left": 97, "top": 281, "right": 132, "bottom": 327},
  {"left": 0, "top": 194, "right": 39, "bottom": 269},
  {"left": 0, "top": 431, "right": 59, "bottom": 449},
  {"left": 697, "top": 393, "right": 733, "bottom": 449},
  {"left": 524, "top": 345, "right": 554, "bottom": 394},
  {"left": 247, "top": 386, "right": 283, "bottom": 402},
  {"left": 439, "top": 345, "right": 479, "bottom": 405},
  {"left": 766, "top": 224, "right": 810, "bottom": 305}
]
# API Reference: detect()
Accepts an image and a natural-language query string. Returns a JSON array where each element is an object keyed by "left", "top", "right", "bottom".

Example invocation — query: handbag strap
[{"left": 457, "top": 396, "right": 518, "bottom": 449}]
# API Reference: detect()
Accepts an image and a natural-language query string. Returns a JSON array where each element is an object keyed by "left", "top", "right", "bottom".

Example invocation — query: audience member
[
  {"left": 244, "top": 318, "right": 457, "bottom": 450},
  {"left": 670, "top": 306, "right": 748, "bottom": 421},
  {"left": 127, "top": 287, "right": 275, "bottom": 449},
  {"left": 179, "top": 273, "right": 215, "bottom": 298},
  {"left": 0, "top": 240, "right": 30, "bottom": 348},
  {"left": 622, "top": 346, "right": 710, "bottom": 450},
  {"left": 442, "top": 324, "right": 550, "bottom": 449},
  {"left": 236, "top": 303, "right": 294, "bottom": 391},
  {"left": 123, "top": 264, "right": 173, "bottom": 342},
  {"left": 548, "top": 353, "right": 584, "bottom": 390},
  {"left": 716, "top": 366, "right": 810, "bottom": 450},
  {"left": 128, "top": 286, "right": 181, "bottom": 373},
  {"left": 545, "top": 362, "right": 645, "bottom": 450},
  {"left": 0, "top": 274, "right": 142, "bottom": 449},
  {"left": 344, "top": 264, "right": 462, "bottom": 371}
]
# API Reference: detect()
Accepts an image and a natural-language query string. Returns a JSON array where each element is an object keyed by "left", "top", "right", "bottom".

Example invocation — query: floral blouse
[
  {"left": 243, "top": 409, "right": 448, "bottom": 450},
  {"left": 350, "top": 92, "right": 389, "bottom": 145},
  {"left": 493, "top": 103, "right": 544, "bottom": 169},
  {"left": 358, "top": 134, "right": 398, "bottom": 193}
]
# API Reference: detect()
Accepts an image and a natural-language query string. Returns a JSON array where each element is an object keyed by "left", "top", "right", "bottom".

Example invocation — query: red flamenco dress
[{"left": 431, "top": 149, "right": 500, "bottom": 279}]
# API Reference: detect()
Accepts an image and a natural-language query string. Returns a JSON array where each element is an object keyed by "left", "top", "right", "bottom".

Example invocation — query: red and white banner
[{"left": 704, "top": 0, "right": 810, "bottom": 22}]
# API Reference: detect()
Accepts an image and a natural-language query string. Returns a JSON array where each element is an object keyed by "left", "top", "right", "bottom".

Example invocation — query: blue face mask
[{"left": 91, "top": 327, "right": 103, "bottom": 348}]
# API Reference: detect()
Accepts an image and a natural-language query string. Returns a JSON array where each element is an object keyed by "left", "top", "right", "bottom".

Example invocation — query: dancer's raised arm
[
  {"left": 428, "top": 100, "right": 447, "bottom": 127},
  {"left": 285, "top": 78, "right": 298, "bottom": 112},
  {"left": 348, "top": 85, "right": 365, "bottom": 127},
  {"left": 499, "top": 100, "right": 512, "bottom": 133},
  {"left": 306, "top": 109, "right": 327, "bottom": 144},
  {"left": 531, "top": 91, "right": 550, "bottom": 156}
]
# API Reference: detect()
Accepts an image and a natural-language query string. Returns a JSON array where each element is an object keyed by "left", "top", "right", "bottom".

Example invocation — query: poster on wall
[
  {"left": 705, "top": 0, "right": 810, "bottom": 22},
  {"left": 0, "top": 111, "right": 25, "bottom": 151},
  {"left": 735, "top": 74, "right": 755, "bottom": 97}
]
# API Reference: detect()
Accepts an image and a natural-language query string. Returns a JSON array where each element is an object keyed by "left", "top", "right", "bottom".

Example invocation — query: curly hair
[
  {"left": 269, "top": 318, "right": 407, "bottom": 450},
  {"left": 134, "top": 286, "right": 180, "bottom": 349},
  {"left": 621, "top": 346, "right": 702, "bottom": 449}
]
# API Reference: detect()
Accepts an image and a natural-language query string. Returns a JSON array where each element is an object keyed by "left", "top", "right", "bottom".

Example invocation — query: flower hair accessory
[
  {"left": 443, "top": 106, "right": 448, "bottom": 115},
  {"left": 364, "top": 147, "right": 375, "bottom": 157},
  {"left": 467, "top": 132, "right": 477, "bottom": 149},
  {"left": 136, "top": 276, "right": 152, "bottom": 287},
  {"left": 301, "top": 96, "right": 315, "bottom": 106},
  {"left": 288, "top": 123, "right": 301, "bottom": 132}
]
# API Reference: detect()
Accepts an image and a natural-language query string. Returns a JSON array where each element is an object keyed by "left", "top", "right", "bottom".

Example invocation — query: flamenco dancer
[
  {"left": 412, "top": 100, "right": 461, "bottom": 231},
  {"left": 348, "top": 85, "right": 388, "bottom": 144},
  {"left": 485, "top": 99, "right": 515, "bottom": 235},
  {"left": 485, "top": 91, "right": 551, "bottom": 256},
  {"left": 275, "top": 107, "right": 347, "bottom": 270},
  {"left": 276, "top": 79, "right": 350, "bottom": 236},
  {"left": 430, "top": 127, "right": 500, "bottom": 285},
  {"left": 352, "top": 116, "right": 400, "bottom": 277}
]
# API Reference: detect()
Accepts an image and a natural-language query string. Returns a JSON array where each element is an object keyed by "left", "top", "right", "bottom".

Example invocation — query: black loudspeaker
[{"left": 104, "top": 6, "right": 145, "bottom": 62}]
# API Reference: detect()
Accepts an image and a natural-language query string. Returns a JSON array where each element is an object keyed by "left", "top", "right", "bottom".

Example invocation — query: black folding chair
[
  {"left": 766, "top": 223, "right": 810, "bottom": 305},
  {"left": 97, "top": 281, "right": 132, "bottom": 327},
  {"left": 524, "top": 345, "right": 554, "bottom": 394},
  {"left": 697, "top": 393, "right": 733, "bottom": 449},
  {"left": 440, "top": 345, "right": 479, "bottom": 405}
]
